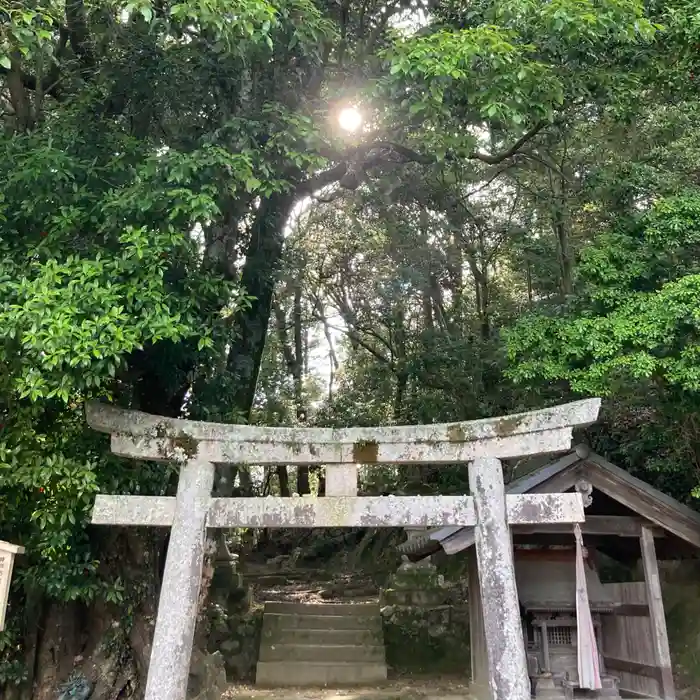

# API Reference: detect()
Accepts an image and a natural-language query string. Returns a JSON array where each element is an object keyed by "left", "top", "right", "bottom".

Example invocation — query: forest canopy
[{"left": 2, "top": 0, "right": 700, "bottom": 695}]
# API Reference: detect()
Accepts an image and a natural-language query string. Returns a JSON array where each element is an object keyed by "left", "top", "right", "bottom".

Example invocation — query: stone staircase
[{"left": 256, "top": 601, "right": 388, "bottom": 686}]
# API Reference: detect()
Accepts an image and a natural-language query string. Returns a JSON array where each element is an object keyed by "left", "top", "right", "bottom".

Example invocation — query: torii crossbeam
[{"left": 86, "top": 398, "right": 600, "bottom": 700}]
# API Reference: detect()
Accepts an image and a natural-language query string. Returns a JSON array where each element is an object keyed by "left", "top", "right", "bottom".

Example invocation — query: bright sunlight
[{"left": 337, "top": 107, "right": 363, "bottom": 132}]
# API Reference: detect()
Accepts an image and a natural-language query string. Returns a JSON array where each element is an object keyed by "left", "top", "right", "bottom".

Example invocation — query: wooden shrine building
[{"left": 397, "top": 445, "right": 700, "bottom": 700}]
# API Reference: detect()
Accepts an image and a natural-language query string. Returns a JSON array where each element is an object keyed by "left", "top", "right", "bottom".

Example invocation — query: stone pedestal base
[
  {"left": 533, "top": 674, "right": 620, "bottom": 700},
  {"left": 533, "top": 675, "right": 571, "bottom": 700}
]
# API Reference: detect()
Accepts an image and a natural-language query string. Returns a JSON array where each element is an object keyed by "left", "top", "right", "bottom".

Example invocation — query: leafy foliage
[
  {"left": 4, "top": 0, "right": 700, "bottom": 691},
  {"left": 506, "top": 191, "right": 700, "bottom": 394}
]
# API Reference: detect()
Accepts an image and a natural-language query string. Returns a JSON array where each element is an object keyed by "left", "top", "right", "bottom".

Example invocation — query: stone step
[
  {"left": 256, "top": 661, "right": 388, "bottom": 687},
  {"left": 262, "top": 612, "right": 382, "bottom": 631},
  {"left": 259, "top": 643, "right": 386, "bottom": 663},
  {"left": 262, "top": 627, "right": 383, "bottom": 646},
  {"left": 263, "top": 601, "right": 379, "bottom": 616}
]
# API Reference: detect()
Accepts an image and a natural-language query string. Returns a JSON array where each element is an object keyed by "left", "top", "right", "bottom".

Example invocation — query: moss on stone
[
  {"left": 172, "top": 430, "right": 199, "bottom": 458},
  {"left": 382, "top": 606, "right": 470, "bottom": 675},
  {"left": 447, "top": 423, "right": 467, "bottom": 442},
  {"left": 353, "top": 440, "right": 379, "bottom": 463}
]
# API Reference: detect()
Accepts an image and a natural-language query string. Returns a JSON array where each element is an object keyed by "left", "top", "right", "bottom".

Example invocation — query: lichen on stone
[
  {"left": 492, "top": 414, "right": 526, "bottom": 437},
  {"left": 446, "top": 425, "right": 467, "bottom": 443}
]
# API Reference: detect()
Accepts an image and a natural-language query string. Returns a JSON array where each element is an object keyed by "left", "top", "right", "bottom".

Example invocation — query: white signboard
[{"left": 0, "top": 540, "right": 25, "bottom": 631}]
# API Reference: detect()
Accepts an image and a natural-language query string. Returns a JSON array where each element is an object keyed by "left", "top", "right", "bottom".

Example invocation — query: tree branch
[
  {"left": 65, "top": 0, "right": 95, "bottom": 70},
  {"left": 0, "top": 27, "right": 69, "bottom": 100},
  {"left": 322, "top": 319, "right": 393, "bottom": 368},
  {"left": 472, "top": 121, "right": 548, "bottom": 164},
  {"left": 297, "top": 123, "right": 548, "bottom": 195}
]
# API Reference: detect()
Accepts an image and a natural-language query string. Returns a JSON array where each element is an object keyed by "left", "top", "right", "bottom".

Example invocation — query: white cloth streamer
[{"left": 575, "top": 523, "right": 602, "bottom": 689}]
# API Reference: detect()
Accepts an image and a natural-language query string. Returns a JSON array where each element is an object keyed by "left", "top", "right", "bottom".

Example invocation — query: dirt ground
[{"left": 223, "top": 679, "right": 474, "bottom": 700}]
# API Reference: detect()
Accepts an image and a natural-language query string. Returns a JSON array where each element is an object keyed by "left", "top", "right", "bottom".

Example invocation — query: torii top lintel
[{"left": 85, "top": 398, "right": 601, "bottom": 466}]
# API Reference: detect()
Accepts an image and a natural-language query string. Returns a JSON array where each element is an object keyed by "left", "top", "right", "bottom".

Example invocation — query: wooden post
[
  {"left": 144, "top": 459, "right": 215, "bottom": 700},
  {"left": 539, "top": 621, "right": 550, "bottom": 672},
  {"left": 469, "top": 457, "right": 530, "bottom": 700},
  {"left": 640, "top": 525, "right": 676, "bottom": 700},
  {"left": 0, "top": 541, "right": 25, "bottom": 631}
]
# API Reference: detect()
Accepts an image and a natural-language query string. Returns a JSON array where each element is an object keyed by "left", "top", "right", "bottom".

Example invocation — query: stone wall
[
  {"left": 380, "top": 559, "right": 470, "bottom": 675},
  {"left": 203, "top": 560, "right": 262, "bottom": 683}
]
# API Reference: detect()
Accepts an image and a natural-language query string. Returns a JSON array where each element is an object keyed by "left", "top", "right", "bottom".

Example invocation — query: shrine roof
[{"left": 398, "top": 445, "right": 700, "bottom": 558}]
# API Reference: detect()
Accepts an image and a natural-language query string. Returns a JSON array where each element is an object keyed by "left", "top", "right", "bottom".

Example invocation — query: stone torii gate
[{"left": 86, "top": 398, "right": 600, "bottom": 700}]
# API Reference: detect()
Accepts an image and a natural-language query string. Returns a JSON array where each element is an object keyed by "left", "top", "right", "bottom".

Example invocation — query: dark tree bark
[
  {"left": 277, "top": 466, "right": 291, "bottom": 497},
  {"left": 553, "top": 207, "right": 573, "bottom": 297},
  {"left": 226, "top": 192, "right": 296, "bottom": 419}
]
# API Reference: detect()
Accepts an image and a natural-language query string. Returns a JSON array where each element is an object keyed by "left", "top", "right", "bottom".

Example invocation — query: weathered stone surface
[
  {"left": 144, "top": 460, "right": 215, "bottom": 700},
  {"left": 255, "top": 660, "right": 388, "bottom": 686},
  {"left": 263, "top": 601, "right": 379, "bottom": 616},
  {"left": 207, "top": 597, "right": 262, "bottom": 682},
  {"left": 208, "top": 495, "right": 476, "bottom": 528},
  {"left": 262, "top": 612, "right": 383, "bottom": 632},
  {"left": 380, "top": 559, "right": 468, "bottom": 675},
  {"left": 506, "top": 493, "right": 584, "bottom": 525},
  {"left": 534, "top": 674, "right": 569, "bottom": 699},
  {"left": 91, "top": 495, "right": 177, "bottom": 526},
  {"left": 470, "top": 457, "right": 531, "bottom": 700},
  {"left": 259, "top": 642, "right": 385, "bottom": 663},
  {"left": 381, "top": 603, "right": 470, "bottom": 675},
  {"left": 110, "top": 427, "right": 574, "bottom": 464},
  {"left": 256, "top": 600, "right": 387, "bottom": 686},
  {"left": 187, "top": 649, "right": 227, "bottom": 700},
  {"left": 92, "top": 492, "right": 584, "bottom": 529},
  {"left": 87, "top": 398, "right": 600, "bottom": 464},
  {"left": 325, "top": 465, "right": 358, "bottom": 495},
  {"left": 87, "top": 398, "right": 600, "bottom": 445},
  {"left": 264, "top": 628, "right": 380, "bottom": 646},
  {"left": 388, "top": 561, "right": 443, "bottom": 591}
]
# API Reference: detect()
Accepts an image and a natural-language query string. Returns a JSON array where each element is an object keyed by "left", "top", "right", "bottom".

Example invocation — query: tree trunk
[
  {"left": 18, "top": 528, "right": 164, "bottom": 700},
  {"left": 422, "top": 289, "right": 434, "bottom": 330},
  {"left": 215, "top": 194, "right": 293, "bottom": 504},
  {"left": 7, "top": 54, "right": 33, "bottom": 132},
  {"left": 467, "top": 257, "right": 490, "bottom": 339},
  {"left": 315, "top": 302, "right": 339, "bottom": 401},
  {"left": 393, "top": 369, "right": 408, "bottom": 423},
  {"left": 292, "top": 286, "right": 311, "bottom": 495},
  {"left": 551, "top": 173, "right": 573, "bottom": 298},
  {"left": 297, "top": 467, "right": 310, "bottom": 496},
  {"left": 277, "top": 466, "right": 291, "bottom": 497},
  {"left": 275, "top": 280, "right": 311, "bottom": 495},
  {"left": 554, "top": 209, "right": 573, "bottom": 297},
  {"left": 226, "top": 192, "right": 295, "bottom": 420}
]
